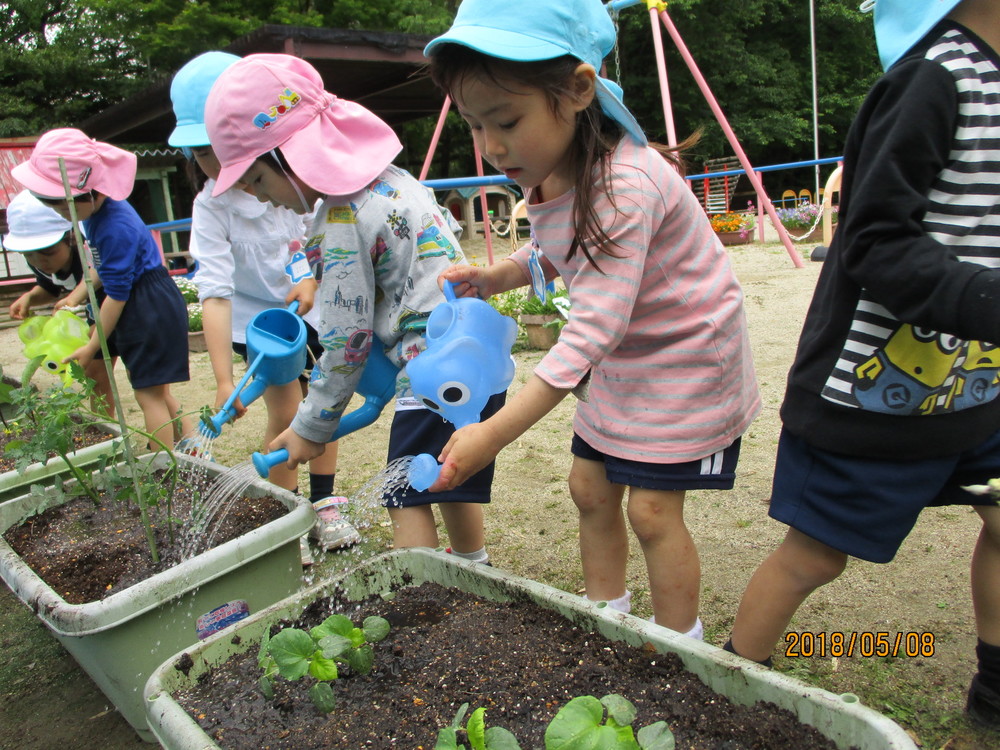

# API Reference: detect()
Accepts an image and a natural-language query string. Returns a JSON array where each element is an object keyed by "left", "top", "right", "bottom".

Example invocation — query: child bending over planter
[
  {"left": 423, "top": 0, "right": 761, "bottom": 638},
  {"left": 3, "top": 189, "right": 119, "bottom": 415},
  {"left": 12, "top": 129, "right": 192, "bottom": 450},
  {"left": 168, "top": 51, "right": 349, "bottom": 566},
  {"left": 202, "top": 53, "right": 503, "bottom": 563},
  {"left": 725, "top": 0, "right": 1000, "bottom": 731}
]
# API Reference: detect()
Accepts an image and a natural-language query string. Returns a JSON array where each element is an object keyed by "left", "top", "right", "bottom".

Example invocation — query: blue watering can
[
  {"left": 251, "top": 334, "right": 400, "bottom": 478},
  {"left": 200, "top": 301, "right": 307, "bottom": 438},
  {"left": 403, "top": 280, "right": 518, "bottom": 490},
  {"left": 251, "top": 281, "right": 518, "bottom": 487},
  {"left": 405, "top": 281, "right": 517, "bottom": 429}
]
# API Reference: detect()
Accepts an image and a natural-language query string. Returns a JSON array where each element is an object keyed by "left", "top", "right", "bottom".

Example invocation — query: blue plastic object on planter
[
  {"left": 251, "top": 334, "right": 399, "bottom": 478},
  {"left": 405, "top": 281, "right": 517, "bottom": 429},
  {"left": 201, "top": 301, "right": 307, "bottom": 438}
]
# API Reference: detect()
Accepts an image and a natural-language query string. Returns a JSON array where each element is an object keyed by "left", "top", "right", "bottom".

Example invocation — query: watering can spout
[
  {"left": 407, "top": 453, "right": 442, "bottom": 491},
  {"left": 200, "top": 303, "right": 306, "bottom": 438}
]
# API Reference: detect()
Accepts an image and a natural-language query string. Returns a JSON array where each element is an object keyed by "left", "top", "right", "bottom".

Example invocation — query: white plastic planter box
[
  {"left": 0, "top": 452, "right": 315, "bottom": 742},
  {"left": 144, "top": 547, "right": 917, "bottom": 750}
]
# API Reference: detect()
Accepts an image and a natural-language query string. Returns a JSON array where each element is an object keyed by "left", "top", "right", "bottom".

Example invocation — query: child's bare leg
[
  {"left": 262, "top": 381, "right": 304, "bottom": 491},
  {"left": 388, "top": 505, "right": 439, "bottom": 548},
  {"left": 133, "top": 384, "right": 180, "bottom": 451},
  {"left": 84, "top": 357, "right": 116, "bottom": 417},
  {"left": 164, "top": 385, "right": 191, "bottom": 441},
  {"left": 626, "top": 488, "right": 699, "bottom": 632},
  {"left": 439, "top": 502, "right": 484, "bottom": 554},
  {"left": 569, "top": 456, "right": 628, "bottom": 601},
  {"left": 729, "top": 528, "right": 847, "bottom": 662},
  {"left": 972, "top": 505, "right": 1000, "bottom": 645}
]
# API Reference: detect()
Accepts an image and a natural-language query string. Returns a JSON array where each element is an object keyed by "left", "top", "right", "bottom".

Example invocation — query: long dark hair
[{"left": 427, "top": 44, "right": 693, "bottom": 270}]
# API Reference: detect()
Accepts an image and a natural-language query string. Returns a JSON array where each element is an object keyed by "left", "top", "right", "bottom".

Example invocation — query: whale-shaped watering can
[
  {"left": 200, "top": 301, "right": 307, "bottom": 438},
  {"left": 251, "top": 333, "right": 399, "bottom": 478},
  {"left": 402, "top": 280, "right": 518, "bottom": 491},
  {"left": 405, "top": 281, "right": 517, "bottom": 429},
  {"left": 19, "top": 310, "right": 91, "bottom": 385}
]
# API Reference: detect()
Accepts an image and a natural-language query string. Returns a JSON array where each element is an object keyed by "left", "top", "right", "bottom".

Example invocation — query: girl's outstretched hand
[
  {"left": 439, "top": 264, "right": 496, "bottom": 300},
  {"left": 428, "top": 421, "right": 503, "bottom": 492}
]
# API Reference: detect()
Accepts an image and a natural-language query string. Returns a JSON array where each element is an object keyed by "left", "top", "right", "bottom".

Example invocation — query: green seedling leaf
[
  {"left": 483, "top": 727, "right": 521, "bottom": 749},
  {"left": 318, "top": 633, "right": 353, "bottom": 659},
  {"left": 312, "top": 613, "right": 354, "bottom": 641},
  {"left": 268, "top": 628, "right": 316, "bottom": 680},
  {"left": 467, "top": 707, "right": 487, "bottom": 749},
  {"left": 308, "top": 653, "right": 339, "bottom": 682},
  {"left": 451, "top": 703, "right": 471, "bottom": 729},
  {"left": 637, "top": 722, "right": 675, "bottom": 750},
  {"left": 600, "top": 695, "right": 636, "bottom": 728},
  {"left": 545, "top": 695, "right": 640, "bottom": 750},
  {"left": 310, "top": 681, "right": 336, "bottom": 714},
  {"left": 346, "top": 643, "right": 374, "bottom": 675},
  {"left": 257, "top": 630, "right": 272, "bottom": 670},
  {"left": 363, "top": 615, "right": 391, "bottom": 642},
  {"left": 258, "top": 674, "right": 274, "bottom": 700},
  {"left": 348, "top": 626, "right": 366, "bottom": 648},
  {"left": 434, "top": 727, "right": 461, "bottom": 750}
]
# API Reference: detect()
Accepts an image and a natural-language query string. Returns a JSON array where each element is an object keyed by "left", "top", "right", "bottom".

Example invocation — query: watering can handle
[
  {"left": 442, "top": 280, "right": 457, "bottom": 302},
  {"left": 287, "top": 300, "right": 300, "bottom": 315}
]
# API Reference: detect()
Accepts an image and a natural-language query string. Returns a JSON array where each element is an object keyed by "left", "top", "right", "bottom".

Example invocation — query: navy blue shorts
[
  {"left": 233, "top": 322, "right": 323, "bottom": 384},
  {"left": 385, "top": 392, "right": 506, "bottom": 508},
  {"left": 571, "top": 433, "right": 742, "bottom": 491},
  {"left": 114, "top": 266, "right": 188, "bottom": 389},
  {"left": 770, "top": 428, "right": 1000, "bottom": 564}
]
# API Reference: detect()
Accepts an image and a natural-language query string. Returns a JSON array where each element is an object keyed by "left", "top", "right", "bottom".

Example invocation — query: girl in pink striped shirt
[{"left": 424, "top": 0, "right": 760, "bottom": 638}]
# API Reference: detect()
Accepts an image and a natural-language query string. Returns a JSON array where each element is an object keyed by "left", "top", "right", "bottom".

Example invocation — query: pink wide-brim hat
[
  {"left": 12, "top": 128, "right": 137, "bottom": 201},
  {"left": 204, "top": 53, "right": 402, "bottom": 197}
]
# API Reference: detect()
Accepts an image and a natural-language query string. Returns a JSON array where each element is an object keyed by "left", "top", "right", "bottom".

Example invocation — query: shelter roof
[{"left": 80, "top": 25, "right": 444, "bottom": 146}]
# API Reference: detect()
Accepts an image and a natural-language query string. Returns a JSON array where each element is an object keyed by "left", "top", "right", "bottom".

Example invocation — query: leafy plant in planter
[
  {"left": 3, "top": 362, "right": 175, "bottom": 557},
  {"left": 436, "top": 694, "right": 675, "bottom": 750},
  {"left": 258, "top": 613, "right": 391, "bottom": 713}
]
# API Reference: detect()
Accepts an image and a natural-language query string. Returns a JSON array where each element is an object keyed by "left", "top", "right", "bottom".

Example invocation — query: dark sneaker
[{"left": 967, "top": 675, "right": 1000, "bottom": 730}]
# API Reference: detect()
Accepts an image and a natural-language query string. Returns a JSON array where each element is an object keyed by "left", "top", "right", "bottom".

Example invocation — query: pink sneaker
[{"left": 309, "top": 496, "right": 361, "bottom": 551}]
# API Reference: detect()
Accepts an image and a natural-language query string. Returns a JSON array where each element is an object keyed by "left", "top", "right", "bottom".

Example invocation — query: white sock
[
  {"left": 649, "top": 615, "right": 704, "bottom": 641},
  {"left": 586, "top": 590, "right": 632, "bottom": 614},
  {"left": 449, "top": 547, "right": 489, "bottom": 565}
]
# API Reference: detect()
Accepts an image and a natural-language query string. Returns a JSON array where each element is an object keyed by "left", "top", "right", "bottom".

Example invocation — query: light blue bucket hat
[
  {"left": 169, "top": 51, "right": 242, "bottom": 147},
  {"left": 861, "top": 0, "right": 964, "bottom": 71},
  {"left": 424, "top": 0, "right": 647, "bottom": 145}
]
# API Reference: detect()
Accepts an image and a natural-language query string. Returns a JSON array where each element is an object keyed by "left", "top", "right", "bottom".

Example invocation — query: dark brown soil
[
  {"left": 2, "top": 469, "right": 288, "bottom": 604},
  {"left": 174, "top": 582, "right": 845, "bottom": 750},
  {"left": 0, "top": 421, "right": 114, "bottom": 473}
]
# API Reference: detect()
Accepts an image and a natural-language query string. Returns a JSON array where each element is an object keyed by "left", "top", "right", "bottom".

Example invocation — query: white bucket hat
[{"left": 2, "top": 190, "right": 72, "bottom": 252}]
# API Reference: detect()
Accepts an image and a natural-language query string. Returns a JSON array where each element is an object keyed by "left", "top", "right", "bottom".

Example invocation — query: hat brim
[
  {"left": 11, "top": 161, "right": 88, "bottom": 200},
  {"left": 168, "top": 122, "right": 210, "bottom": 148},
  {"left": 2, "top": 228, "right": 67, "bottom": 252},
  {"left": 875, "top": 0, "right": 964, "bottom": 71},
  {"left": 212, "top": 153, "right": 257, "bottom": 196},
  {"left": 214, "top": 99, "right": 403, "bottom": 199},
  {"left": 424, "top": 25, "right": 571, "bottom": 64},
  {"left": 595, "top": 78, "right": 647, "bottom": 146}
]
